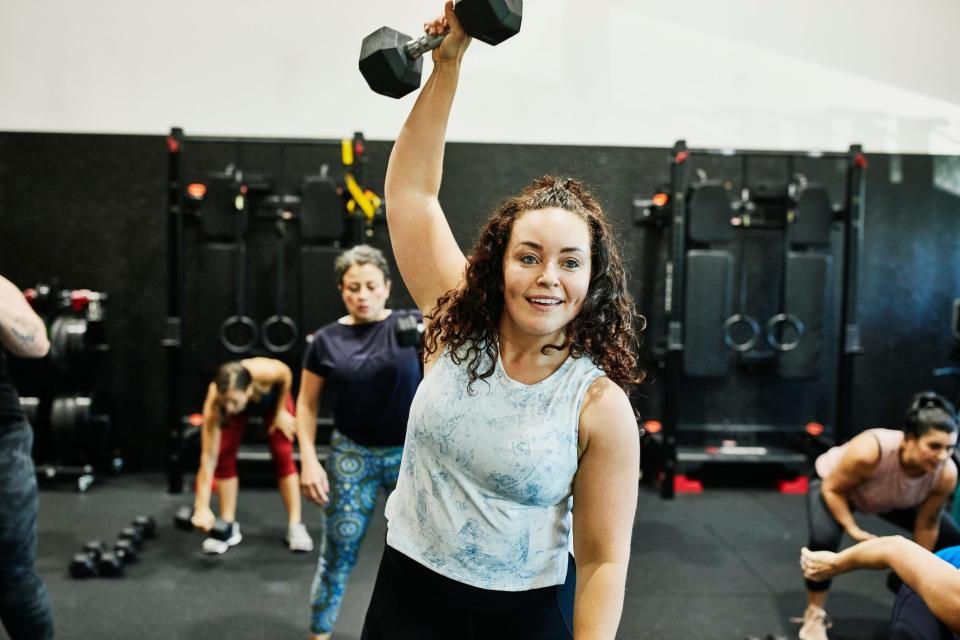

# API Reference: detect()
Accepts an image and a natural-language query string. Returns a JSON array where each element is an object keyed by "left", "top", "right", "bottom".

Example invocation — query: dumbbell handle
[{"left": 404, "top": 32, "right": 448, "bottom": 60}]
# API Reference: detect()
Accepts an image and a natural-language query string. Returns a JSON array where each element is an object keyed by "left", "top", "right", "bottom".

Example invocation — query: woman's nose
[{"left": 536, "top": 263, "right": 560, "bottom": 286}]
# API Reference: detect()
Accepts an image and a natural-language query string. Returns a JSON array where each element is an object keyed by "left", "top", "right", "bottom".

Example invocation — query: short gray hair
[{"left": 334, "top": 244, "right": 391, "bottom": 285}]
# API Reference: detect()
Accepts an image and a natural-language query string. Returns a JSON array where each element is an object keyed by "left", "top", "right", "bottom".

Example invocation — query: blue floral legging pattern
[{"left": 310, "top": 431, "right": 402, "bottom": 635}]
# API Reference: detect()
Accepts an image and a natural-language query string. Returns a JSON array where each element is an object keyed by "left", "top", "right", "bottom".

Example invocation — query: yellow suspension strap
[{"left": 341, "top": 134, "right": 382, "bottom": 223}]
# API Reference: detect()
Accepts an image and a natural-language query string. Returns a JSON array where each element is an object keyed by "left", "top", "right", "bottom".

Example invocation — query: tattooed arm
[{"left": 0, "top": 275, "right": 50, "bottom": 358}]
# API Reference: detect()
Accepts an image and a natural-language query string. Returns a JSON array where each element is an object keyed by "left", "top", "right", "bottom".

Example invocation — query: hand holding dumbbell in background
[
  {"left": 191, "top": 505, "right": 217, "bottom": 532},
  {"left": 174, "top": 505, "right": 232, "bottom": 542},
  {"left": 359, "top": 0, "right": 521, "bottom": 98}
]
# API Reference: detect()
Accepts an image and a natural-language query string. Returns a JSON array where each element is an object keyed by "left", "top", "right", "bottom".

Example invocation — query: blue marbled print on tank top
[{"left": 384, "top": 345, "right": 605, "bottom": 591}]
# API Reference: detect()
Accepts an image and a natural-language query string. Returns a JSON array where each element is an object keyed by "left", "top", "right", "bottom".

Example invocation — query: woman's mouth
[{"left": 527, "top": 296, "right": 563, "bottom": 310}]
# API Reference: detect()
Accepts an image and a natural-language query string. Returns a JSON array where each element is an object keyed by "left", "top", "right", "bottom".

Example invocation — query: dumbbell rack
[{"left": 15, "top": 283, "right": 117, "bottom": 492}]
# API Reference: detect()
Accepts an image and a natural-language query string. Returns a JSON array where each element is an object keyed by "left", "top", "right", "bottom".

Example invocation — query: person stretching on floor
[{"left": 802, "top": 538, "right": 960, "bottom": 639}]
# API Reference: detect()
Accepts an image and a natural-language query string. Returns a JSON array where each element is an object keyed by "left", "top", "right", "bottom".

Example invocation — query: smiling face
[
  {"left": 499, "top": 207, "right": 592, "bottom": 344},
  {"left": 340, "top": 262, "right": 391, "bottom": 324},
  {"left": 903, "top": 429, "right": 958, "bottom": 474}
]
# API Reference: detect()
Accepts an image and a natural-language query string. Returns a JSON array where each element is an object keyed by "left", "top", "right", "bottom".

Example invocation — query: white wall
[{"left": 2, "top": 0, "right": 958, "bottom": 153}]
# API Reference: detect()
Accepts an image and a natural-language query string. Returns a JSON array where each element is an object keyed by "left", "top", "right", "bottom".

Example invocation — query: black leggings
[
  {"left": 805, "top": 477, "right": 960, "bottom": 591},
  {"left": 361, "top": 544, "right": 575, "bottom": 640},
  {"left": 890, "top": 584, "right": 956, "bottom": 640}
]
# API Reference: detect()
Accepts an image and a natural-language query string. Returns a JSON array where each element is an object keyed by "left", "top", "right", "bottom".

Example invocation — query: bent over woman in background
[
  {"left": 360, "top": 4, "right": 643, "bottom": 639},
  {"left": 192, "top": 358, "right": 313, "bottom": 554}
]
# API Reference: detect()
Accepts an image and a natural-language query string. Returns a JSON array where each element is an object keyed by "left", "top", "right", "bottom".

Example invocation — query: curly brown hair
[{"left": 423, "top": 176, "right": 644, "bottom": 391}]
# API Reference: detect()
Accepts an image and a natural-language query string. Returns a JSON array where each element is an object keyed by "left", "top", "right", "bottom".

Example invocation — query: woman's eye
[
  {"left": 520, "top": 255, "right": 537, "bottom": 265},
  {"left": 563, "top": 259, "right": 581, "bottom": 269}
]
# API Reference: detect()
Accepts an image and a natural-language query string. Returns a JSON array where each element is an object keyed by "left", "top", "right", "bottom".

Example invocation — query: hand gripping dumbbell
[
  {"left": 174, "top": 505, "right": 232, "bottom": 541},
  {"left": 359, "top": 0, "right": 522, "bottom": 98}
]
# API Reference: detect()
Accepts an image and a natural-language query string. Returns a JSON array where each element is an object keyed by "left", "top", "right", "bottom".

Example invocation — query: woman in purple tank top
[{"left": 797, "top": 392, "right": 960, "bottom": 640}]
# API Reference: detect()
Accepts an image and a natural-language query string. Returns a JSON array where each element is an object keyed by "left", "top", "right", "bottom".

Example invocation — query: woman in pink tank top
[{"left": 797, "top": 392, "right": 960, "bottom": 640}]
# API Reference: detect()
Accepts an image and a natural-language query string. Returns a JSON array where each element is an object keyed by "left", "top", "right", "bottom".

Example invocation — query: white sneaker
[
  {"left": 285, "top": 522, "right": 314, "bottom": 552},
  {"left": 201, "top": 522, "right": 242, "bottom": 555},
  {"left": 796, "top": 604, "right": 831, "bottom": 640}
]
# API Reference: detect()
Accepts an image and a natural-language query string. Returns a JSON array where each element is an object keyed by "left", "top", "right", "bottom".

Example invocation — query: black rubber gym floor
[{"left": 28, "top": 474, "right": 901, "bottom": 640}]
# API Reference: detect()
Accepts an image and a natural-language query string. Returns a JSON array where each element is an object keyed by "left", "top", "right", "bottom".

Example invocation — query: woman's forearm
[
  {"left": 821, "top": 487, "right": 861, "bottom": 536},
  {"left": 573, "top": 560, "right": 628, "bottom": 639},
  {"left": 295, "top": 403, "right": 319, "bottom": 457},
  {"left": 194, "top": 458, "right": 215, "bottom": 509},
  {"left": 840, "top": 536, "right": 960, "bottom": 632},
  {"left": 385, "top": 61, "right": 463, "bottom": 203}
]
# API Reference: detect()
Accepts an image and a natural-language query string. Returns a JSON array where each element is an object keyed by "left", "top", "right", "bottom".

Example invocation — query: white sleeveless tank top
[{"left": 384, "top": 344, "right": 606, "bottom": 591}]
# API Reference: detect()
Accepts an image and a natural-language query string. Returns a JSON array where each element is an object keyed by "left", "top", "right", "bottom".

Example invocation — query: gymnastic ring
[
  {"left": 261, "top": 315, "right": 299, "bottom": 354},
  {"left": 219, "top": 315, "right": 259, "bottom": 354},
  {"left": 765, "top": 313, "right": 805, "bottom": 352},
  {"left": 722, "top": 314, "right": 761, "bottom": 352}
]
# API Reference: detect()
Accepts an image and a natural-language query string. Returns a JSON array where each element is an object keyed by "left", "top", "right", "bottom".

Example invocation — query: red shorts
[{"left": 214, "top": 394, "right": 297, "bottom": 480}]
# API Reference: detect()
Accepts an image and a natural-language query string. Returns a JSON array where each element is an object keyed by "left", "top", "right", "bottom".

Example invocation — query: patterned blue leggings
[{"left": 310, "top": 431, "right": 402, "bottom": 635}]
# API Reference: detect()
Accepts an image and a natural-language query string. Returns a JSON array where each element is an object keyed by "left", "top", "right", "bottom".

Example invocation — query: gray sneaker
[{"left": 285, "top": 522, "right": 314, "bottom": 552}]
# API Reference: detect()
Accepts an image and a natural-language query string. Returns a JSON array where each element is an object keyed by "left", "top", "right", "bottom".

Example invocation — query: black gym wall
[{"left": 1, "top": 130, "right": 958, "bottom": 470}]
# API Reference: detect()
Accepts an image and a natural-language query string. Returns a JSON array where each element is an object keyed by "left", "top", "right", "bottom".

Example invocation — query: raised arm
[
  {"left": 295, "top": 368, "right": 329, "bottom": 505},
  {"left": 0, "top": 275, "right": 50, "bottom": 358},
  {"left": 802, "top": 536, "right": 960, "bottom": 633},
  {"left": 571, "top": 378, "right": 640, "bottom": 639},
  {"left": 385, "top": 1, "right": 470, "bottom": 316},
  {"left": 820, "top": 433, "right": 881, "bottom": 542}
]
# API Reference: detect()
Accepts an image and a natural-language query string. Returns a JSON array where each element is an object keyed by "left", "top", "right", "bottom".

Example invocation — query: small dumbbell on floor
[
  {"left": 174, "top": 505, "right": 232, "bottom": 542},
  {"left": 68, "top": 541, "right": 125, "bottom": 578},
  {"left": 69, "top": 541, "right": 104, "bottom": 579},
  {"left": 132, "top": 515, "right": 157, "bottom": 540}
]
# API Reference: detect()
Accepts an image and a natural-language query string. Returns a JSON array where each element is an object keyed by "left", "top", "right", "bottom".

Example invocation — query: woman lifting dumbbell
[
  {"left": 192, "top": 358, "right": 314, "bottom": 554},
  {"left": 357, "top": 3, "right": 643, "bottom": 639},
  {"left": 798, "top": 392, "right": 960, "bottom": 640},
  {"left": 294, "top": 245, "right": 423, "bottom": 640}
]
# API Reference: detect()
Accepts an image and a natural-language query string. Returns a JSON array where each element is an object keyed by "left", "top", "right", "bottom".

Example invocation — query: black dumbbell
[
  {"left": 174, "top": 505, "right": 232, "bottom": 541},
  {"left": 68, "top": 541, "right": 105, "bottom": 579},
  {"left": 97, "top": 550, "right": 124, "bottom": 577},
  {"left": 114, "top": 538, "right": 139, "bottom": 563},
  {"left": 359, "top": 0, "right": 522, "bottom": 98},
  {"left": 118, "top": 526, "right": 143, "bottom": 552},
  {"left": 132, "top": 515, "right": 157, "bottom": 540}
]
